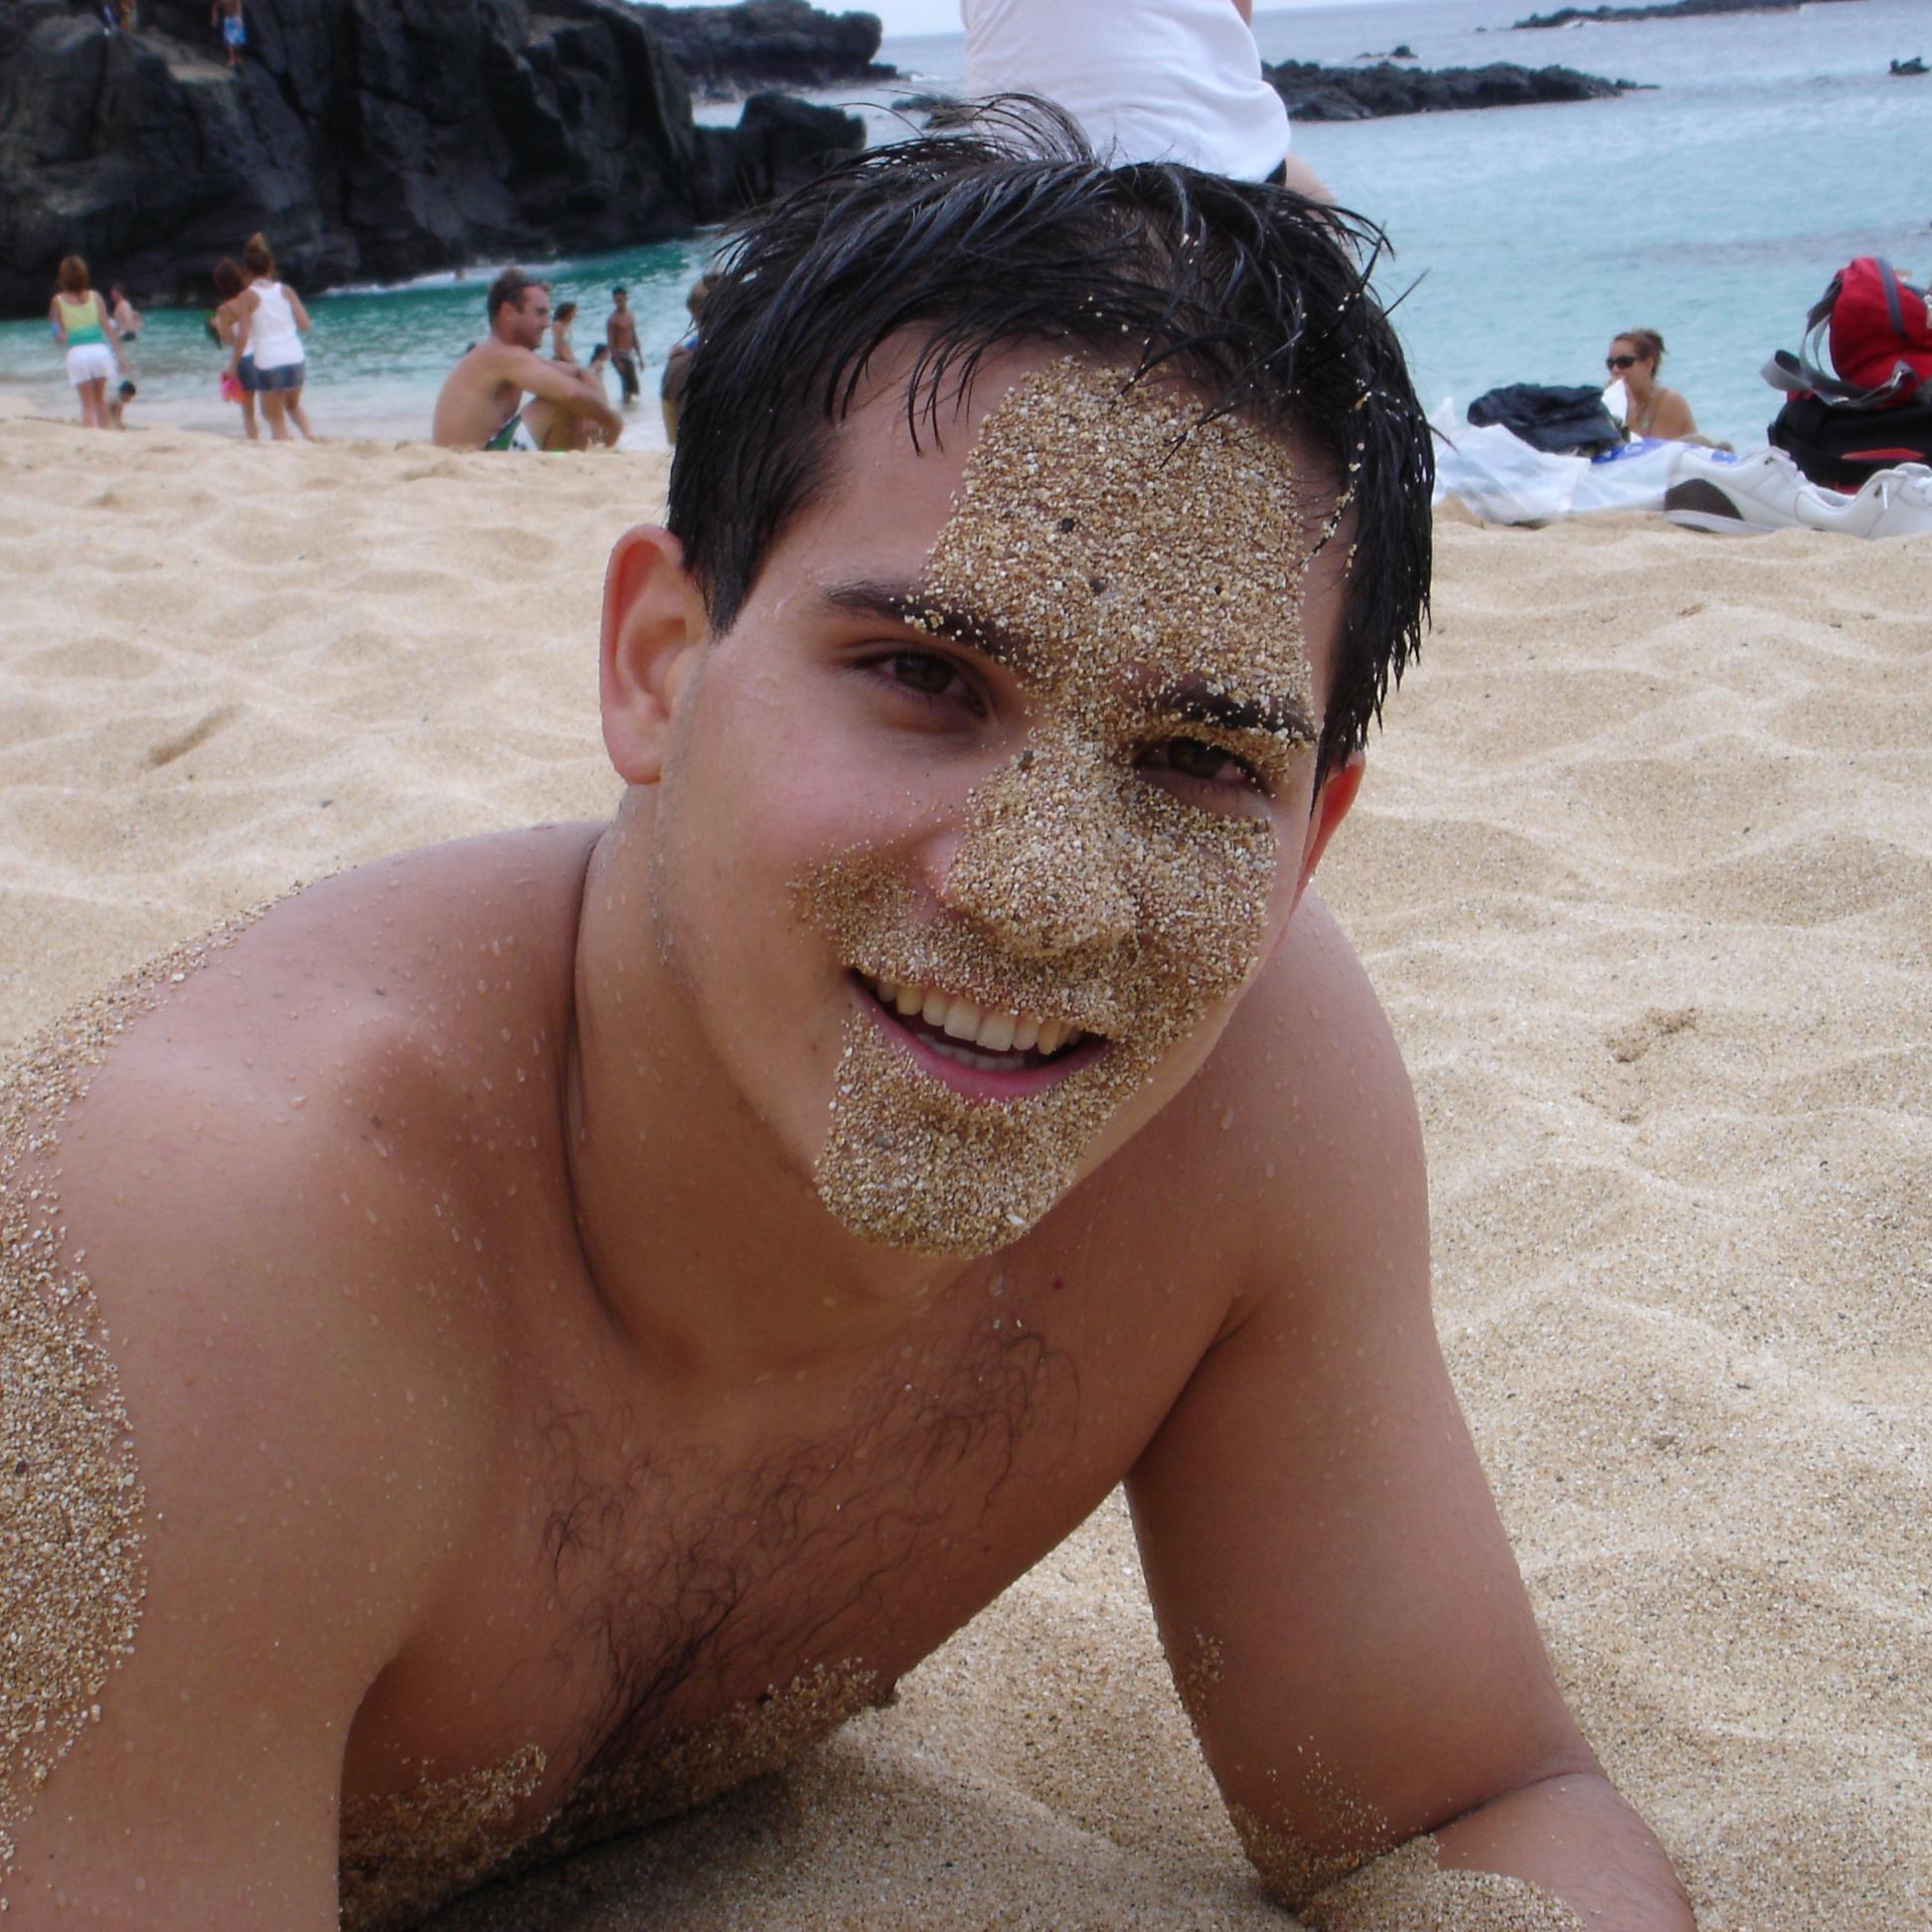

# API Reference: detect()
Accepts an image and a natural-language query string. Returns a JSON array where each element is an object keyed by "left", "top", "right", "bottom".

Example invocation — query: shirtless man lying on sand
[
  {"left": 0, "top": 121, "right": 1694, "bottom": 1929},
  {"left": 432, "top": 267, "right": 622, "bottom": 452}
]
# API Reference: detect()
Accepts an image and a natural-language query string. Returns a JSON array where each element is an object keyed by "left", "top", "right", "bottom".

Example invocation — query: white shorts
[{"left": 67, "top": 343, "right": 116, "bottom": 388}]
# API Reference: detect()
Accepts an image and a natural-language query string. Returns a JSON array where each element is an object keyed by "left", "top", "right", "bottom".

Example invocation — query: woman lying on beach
[{"left": 47, "top": 255, "right": 126, "bottom": 430}]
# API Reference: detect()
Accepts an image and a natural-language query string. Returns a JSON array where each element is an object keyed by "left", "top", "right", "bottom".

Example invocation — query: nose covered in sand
[{"left": 798, "top": 358, "right": 1334, "bottom": 1256}]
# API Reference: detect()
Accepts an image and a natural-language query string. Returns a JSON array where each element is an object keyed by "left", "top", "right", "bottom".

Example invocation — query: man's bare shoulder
[
  {"left": 1102, "top": 887, "right": 1423, "bottom": 1312},
  {"left": 0, "top": 824, "right": 602, "bottom": 1917},
  {"left": 26, "top": 823, "right": 603, "bottom": 1451},
  {"left": 432, "top": 337, "right": 537, "bottom": 442}
]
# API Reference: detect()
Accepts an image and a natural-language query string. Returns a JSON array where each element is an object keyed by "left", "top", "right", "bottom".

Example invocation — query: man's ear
[
  {"left": 600, "top": 525, "right": 708, "bottom": 784},
  {"left": 1290, "top": 749, "right": 1365, "bottom": 907}
]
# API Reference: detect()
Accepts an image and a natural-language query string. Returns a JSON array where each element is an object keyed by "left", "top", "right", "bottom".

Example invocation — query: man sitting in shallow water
[
  {"left": 432, "top": 268, "right": 623, "bottom": 453},
  {"left": 0, "top": 124, "right": 1694, "bottom": 1928}
]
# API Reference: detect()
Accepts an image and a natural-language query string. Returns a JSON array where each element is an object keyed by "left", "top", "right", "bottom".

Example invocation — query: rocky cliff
[
  {"left": 0, "top": 0, "right": 865, "bottom": 318},
  {"left": 1264, "top": 57, "right": 1637, "bottom": 121},
  {"left": 635, "top": 0, "right": 888, "bottom": 97}
]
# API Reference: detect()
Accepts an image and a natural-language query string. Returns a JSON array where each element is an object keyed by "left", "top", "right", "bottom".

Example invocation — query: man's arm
[
  {"left": 228, "top": 289, "right": 253, "bottom": 369},
  {"left": 502, "top": 344, "right": 623, "bottom": 440},
  {"left": 1125, "top": 897, "right": 1692, "bottom": 1927}
]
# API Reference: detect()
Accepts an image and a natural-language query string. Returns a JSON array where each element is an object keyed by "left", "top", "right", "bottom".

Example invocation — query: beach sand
[{"left": 2, "top": 402, "right": 1925, "bottom": 1929}]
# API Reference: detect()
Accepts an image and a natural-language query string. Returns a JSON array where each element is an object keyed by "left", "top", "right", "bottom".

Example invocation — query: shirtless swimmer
[
  {"left": 431, "top": 267, "right": 622, "bottom": 452},
  {"left": 0, "top": 116, "right": 1693, "bottom": 1929}
]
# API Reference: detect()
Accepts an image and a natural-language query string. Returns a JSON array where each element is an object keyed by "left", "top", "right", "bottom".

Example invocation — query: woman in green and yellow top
[{"left": 49, "top": 255, "right": 126, "bottom": 429}]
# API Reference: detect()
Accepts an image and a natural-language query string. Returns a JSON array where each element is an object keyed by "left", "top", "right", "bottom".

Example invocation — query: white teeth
[
  {"left": 929, "top": 1039, "right": 1021, "bottom": 1072},
  {"left": 862, "top": 972, "right": 1092, "bottom": 1061}
]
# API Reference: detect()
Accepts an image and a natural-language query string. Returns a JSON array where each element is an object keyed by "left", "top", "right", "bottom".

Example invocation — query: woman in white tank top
[
  {"left": 962, "top": 0, "right": 1290, "bottom": 182},
  {"left": 231, "top": 233, "right": 317, "bottom": 441}
]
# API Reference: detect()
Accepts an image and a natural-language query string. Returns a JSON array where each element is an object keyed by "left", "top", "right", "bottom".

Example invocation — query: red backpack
[{"left": 1766, "top": 256, "right": 1932, "bottom": 409}]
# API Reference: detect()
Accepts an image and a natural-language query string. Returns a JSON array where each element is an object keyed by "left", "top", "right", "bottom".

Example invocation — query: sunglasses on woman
[{"left": 1606, "top": 354, "right": 1640, "bottom": 370}]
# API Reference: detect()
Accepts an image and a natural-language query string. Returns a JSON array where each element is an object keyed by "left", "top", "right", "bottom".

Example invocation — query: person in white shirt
[
  {"left": 961, "top": 0, "right": 1328, "bottom": 198},
  {"left": 229, "top": 233, "right": 316, "bottom": 442}
]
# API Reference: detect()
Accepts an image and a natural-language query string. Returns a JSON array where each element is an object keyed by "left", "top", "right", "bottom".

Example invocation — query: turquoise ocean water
[{"left": 1, "top": 0, "right": 1924, "bottom": 451}]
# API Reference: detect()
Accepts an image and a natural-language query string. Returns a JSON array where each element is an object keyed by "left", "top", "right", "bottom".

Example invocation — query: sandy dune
[{"left": 1, "top": 404, "right": 1925, "bottom": 1928}]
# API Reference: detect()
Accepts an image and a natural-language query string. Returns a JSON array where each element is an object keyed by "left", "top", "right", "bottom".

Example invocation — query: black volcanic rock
[
  {"left": 1265, "top": 57, "right": 1636, "bottom": 121},
  {"left": 0, "top": 0, "right": 865, "bottom": 318},
  {"left": 1516, "top": 0, "right": 1859, "bottom": 26},
  {"left": 635, "top": 0, "right": 889, "bottom": 97}
]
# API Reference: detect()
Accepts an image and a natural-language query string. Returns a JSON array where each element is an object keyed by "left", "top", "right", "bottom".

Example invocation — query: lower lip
[{"left": 850, "top": 976, "right": 1105, "bottom": 1101}]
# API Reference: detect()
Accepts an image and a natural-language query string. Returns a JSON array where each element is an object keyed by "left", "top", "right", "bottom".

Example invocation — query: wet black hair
[{"left": 667, "top": 102, "right": 1431, "bottom": 777}]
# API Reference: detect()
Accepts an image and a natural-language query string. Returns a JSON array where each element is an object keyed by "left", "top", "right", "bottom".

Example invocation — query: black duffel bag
[
  {"left": 1467, "top": 384, "right": 1624, "bottom": 456},
  {"left": 1767, "top": 391, "right": 1932, "bottom": 491}
]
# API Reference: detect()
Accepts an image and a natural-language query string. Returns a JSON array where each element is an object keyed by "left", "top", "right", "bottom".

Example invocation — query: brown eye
[
  {"left": 1168, "top": 737, "right": 1240, "bottom": 783},
  {"left": 890, "top": 651, "right": 956, "bottom": 697},
  {"left": 1139, "top": 735, "right": 1270, "bottom": 799}
]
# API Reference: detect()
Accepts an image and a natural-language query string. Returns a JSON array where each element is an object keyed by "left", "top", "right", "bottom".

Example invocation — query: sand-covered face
[{"left": 797, "top": 359, "right": 1332, "bottom": 1254}]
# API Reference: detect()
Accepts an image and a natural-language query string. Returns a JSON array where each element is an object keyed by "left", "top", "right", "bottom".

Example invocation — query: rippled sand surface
[{"left": 2, "top": 404, "right": 1925, "bottom": 1927}]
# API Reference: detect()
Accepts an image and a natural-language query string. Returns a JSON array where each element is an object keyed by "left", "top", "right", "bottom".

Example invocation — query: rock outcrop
[
  {"left": 1515, "top": 0, "right": 1861, "bottom": 27},
  {"left": 0, "top": 0, "right": 865, "bottom": 318},
  {"left": 1265, "top": 58, "right": 1637, "bottom": 122},
  {"left": 635, "top": 0, "right": 889, "bottom": 98}
]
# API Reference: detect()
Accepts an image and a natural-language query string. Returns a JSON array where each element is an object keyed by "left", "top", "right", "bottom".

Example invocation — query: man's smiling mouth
[{"left": 851, "top": 969, "right": 1103, "bottom": 1079}]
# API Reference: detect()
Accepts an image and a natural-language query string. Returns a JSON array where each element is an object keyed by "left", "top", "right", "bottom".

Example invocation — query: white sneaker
[
  {"left": 1664, "top": 447, "right": 1811, "bottom": 534},
  {"left": 1794, "top": 463, "right": 1932, "bottom": 539}
]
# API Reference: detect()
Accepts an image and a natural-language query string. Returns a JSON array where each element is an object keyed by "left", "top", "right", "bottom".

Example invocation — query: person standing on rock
[
  {"left": 212, "top": 0, "right": 244, "bottom": 69},
  {"left": 229, "top": 234, "right": 316, "bottom": 442},
  {"left": 48, "top": 255, "right": 126, "bottom": 431},
  {"left": 605, "top": 287, "right": 642, "bottom": 404}
]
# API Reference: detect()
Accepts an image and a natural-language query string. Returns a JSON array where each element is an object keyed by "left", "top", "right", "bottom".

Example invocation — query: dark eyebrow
[
  {"left": 820, "top": 578, "right": 1034, "bottom": 671},
  {"left": 1155, "top": 677, "right": 1318, "bottom": 746},
  {"left": 822, "top": 579, "right": 1315, "bottom": 743}
]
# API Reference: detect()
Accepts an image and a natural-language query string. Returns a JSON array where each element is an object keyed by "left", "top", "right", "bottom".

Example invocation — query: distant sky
[{"left": 651, "top": 1, "right": 1408, "bottom": 43}]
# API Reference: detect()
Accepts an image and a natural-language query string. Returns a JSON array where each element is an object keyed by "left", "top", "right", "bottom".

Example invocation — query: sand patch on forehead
[{"left": 922, "top": 355, "right": 1324, "bottom": 710}]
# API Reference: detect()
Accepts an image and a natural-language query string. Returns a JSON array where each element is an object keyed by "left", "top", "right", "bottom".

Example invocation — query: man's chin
[{"left": 811, "top": 1010, "right": 1147, "bottom": 1258}]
